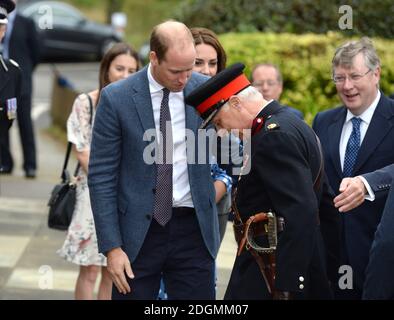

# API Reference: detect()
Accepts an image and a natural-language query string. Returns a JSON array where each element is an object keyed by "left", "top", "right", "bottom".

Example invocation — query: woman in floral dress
[{"left": 58, "top": 43, "right": 140, "bottom": 300}]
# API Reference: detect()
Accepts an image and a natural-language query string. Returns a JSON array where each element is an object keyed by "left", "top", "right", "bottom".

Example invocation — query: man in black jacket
[
  {"left": 363, "top": 184, "right": 394, "bottom": 300},
  {"left": 331, "top": 164, "right": 394, "bottom": 299},
  {"left": 186, "top": 63, "right": 340, "bottom": 299},
  {"left": 1, "top": 0, "right": 40, "bottom": 178},
  {"left": 0, "top": 0, "right": 21, "bottom": 173}
]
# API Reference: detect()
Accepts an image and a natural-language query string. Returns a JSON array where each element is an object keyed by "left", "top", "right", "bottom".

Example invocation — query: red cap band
[{"left": 196, "top": 74, "right": 251, "bottom": 115}]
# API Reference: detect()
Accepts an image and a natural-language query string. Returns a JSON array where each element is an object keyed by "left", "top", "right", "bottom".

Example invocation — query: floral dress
[{"left": 57, "top": 93, "right": 106, "bottom": 266}]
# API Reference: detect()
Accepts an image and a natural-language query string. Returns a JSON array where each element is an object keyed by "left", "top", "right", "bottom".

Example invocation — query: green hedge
[
  {"left": 219, "top": 32, "right": 394, "bottom": 124},
  {"left": 176, "top": 0, "right": 394, "bottom": 39}
]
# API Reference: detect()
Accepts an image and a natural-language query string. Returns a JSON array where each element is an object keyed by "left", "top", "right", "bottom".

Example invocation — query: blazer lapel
[
  {"left": 131, "top": 67, "right": 156, "bottom": 133},
  {"left": 130, "top": 70, "right": 205, "bottom": 143},
  {"left": 328, "top": 108, "right": 346, "bottom": 178},
  {"left": 353, "top": 95, "right": 394, "bottom": 173},
  {"left": 183, "top": 75, "right": 201, "bottom": 131}
]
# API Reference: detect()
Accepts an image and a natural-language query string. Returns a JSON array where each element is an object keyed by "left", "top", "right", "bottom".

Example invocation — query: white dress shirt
[
  {"left": 147, "top": 64, "right": 194, "bottom": 208},
  {"left": 339, "top": 90, "right": 381, "bottom": 200}
]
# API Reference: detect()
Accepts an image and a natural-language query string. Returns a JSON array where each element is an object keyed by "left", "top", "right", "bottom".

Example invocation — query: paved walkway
[{"left": 0, "top": 120, "right": 237, "bottom": 300}]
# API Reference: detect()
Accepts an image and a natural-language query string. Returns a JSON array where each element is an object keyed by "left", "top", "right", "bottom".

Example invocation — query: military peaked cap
[{"left": 185, "top": 62, "right": 250, "bottom": 128}]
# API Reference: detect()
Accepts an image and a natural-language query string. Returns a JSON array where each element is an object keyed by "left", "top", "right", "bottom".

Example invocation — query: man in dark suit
[
  {"left": 329, "top": 164, "right": 394, "bottom": 299},
  {"left": 251, "top": 63, "right": 304, "bottom": 119},
  {"left": 186, "top": 63, "right": 339, "bottom": 299},
  {"left": 1, "top": 0, "right": 40, "bottom": 178},
  {"left": 88, "top": 21, "right": 219, "bottom": 300},
  {"left": 363, "top": 184, "right": 394, "bottom": 299},
  {"left": 313, "top": 37, "right": 394, "bottom": 299},
  {"left": 1, "top": 0, "right": 21, "bottom": 172}
]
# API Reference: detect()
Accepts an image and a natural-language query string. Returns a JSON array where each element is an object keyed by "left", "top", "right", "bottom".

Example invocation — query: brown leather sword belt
[
  {"left": 232, "top": 210, "right": 284, "bottom": 295},
  {"left": 230, "top": 133, "right": 324, "bottom": 296}
]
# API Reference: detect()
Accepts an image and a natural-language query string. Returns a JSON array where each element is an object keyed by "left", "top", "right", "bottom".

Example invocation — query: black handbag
[
  {"left": 47, "top": 142, "right": 80, "bottom": 230},
  {"left": 47, "top": 94, "right": 93, "bottom": 230}
]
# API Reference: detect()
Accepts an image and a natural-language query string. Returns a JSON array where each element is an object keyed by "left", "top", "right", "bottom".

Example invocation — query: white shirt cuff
[{"left": 358, "top": 176, "right": 375, "bottom": 201}]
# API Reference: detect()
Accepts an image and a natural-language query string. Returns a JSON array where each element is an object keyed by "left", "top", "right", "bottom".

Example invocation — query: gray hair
[
  {"left": 332, "top": 37, "right": 380, "bottom": 73},
  {"left": 221, "top": 85, "right": 262, "bottom": 110}
]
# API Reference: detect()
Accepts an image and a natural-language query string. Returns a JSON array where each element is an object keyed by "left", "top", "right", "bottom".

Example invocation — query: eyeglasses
[
  {"left": 252, "top": 80, "right": 278, "bottom": 88},
  {"left": 332, "top": 69, "right": 372, "bottom": 84}
]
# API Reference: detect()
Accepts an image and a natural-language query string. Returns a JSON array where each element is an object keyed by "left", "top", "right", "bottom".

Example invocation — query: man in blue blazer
[
  {"left": 312, "top": 38, "right": 394, "bottom": 299},
  {"left": 88, "top": 21, "right": 219, "bottom": 300}
]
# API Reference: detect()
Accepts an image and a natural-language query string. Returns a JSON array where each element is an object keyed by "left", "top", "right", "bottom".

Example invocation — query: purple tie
[{"left": 153, "top": 88, "right": 173, "bottom": 226}]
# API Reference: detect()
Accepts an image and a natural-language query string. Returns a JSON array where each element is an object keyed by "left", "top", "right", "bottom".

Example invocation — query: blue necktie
[
  {"left": 153, "top": 88, "right": 173, "bottom": 226},
  {"left": 343, "top": 117, "right": 362, "bottom": 177}
]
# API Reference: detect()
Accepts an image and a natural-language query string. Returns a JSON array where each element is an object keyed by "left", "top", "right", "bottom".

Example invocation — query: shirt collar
[
  {"left": 345, "top": 90, "right": 381, "bottom": 125},
  {"left": 254, "top": 99, "right": 273, "bottom": 119},
  {"left": 147, "top": 63, "right": 165, "bottom": 94}
]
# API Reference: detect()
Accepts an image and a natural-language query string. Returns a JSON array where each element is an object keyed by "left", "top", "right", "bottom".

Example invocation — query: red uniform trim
[{"left": 196, "top": 74, "right": 250, "bottom": 115}]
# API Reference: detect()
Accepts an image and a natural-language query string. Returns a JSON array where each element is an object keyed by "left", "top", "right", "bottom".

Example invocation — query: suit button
[
  {"left": 152, "top": 188, "right": 156, "bottom": 194},
  {"left": 146, "top": 214, "right": 152, "bottom": 220},
  {"left": 299, "top": 284, "right": 304, "bottom": 290},
  {"left": 299, "top": 276, "right": 304, "bottom": 282}
]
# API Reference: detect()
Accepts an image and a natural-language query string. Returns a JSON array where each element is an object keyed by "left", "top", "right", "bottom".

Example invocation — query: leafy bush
[
  {"left": 176, "top": 0, "right": 394, "bottom": 39},
  {"left": 218, "top": 32, "right": 394, "bottom": 123}
]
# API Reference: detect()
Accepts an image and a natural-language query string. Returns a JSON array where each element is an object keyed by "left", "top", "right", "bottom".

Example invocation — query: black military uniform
[
  {"left": 0, "top": 0, "right": 21, "bottom": 172},
  {"left": 226, "top": 102, "right": 336, "bottom": 299},
  {"left": 186, "top": 63, "right": 340, "bottom": 300}
]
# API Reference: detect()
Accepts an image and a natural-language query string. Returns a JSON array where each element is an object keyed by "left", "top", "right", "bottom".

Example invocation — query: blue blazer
[
  {"left": 88, "top": 67, "right": 220, "bottom": 262},
  {"left": 363, "top": 185, "right": 394, "bottom": 299},
  {"left": 312, "top": 93, "right": 394, "bottom": 291}
]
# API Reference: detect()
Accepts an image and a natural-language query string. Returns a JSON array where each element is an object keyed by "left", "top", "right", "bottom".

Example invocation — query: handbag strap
[
  {"left": 61, "top": 142, "right": 73, "bottom": 181},
  {"left": 86, "top": 93, "right": 94, "bottom": 124},
  {"left": 62, "top": 93, "right": 94, "bottom": 181}
]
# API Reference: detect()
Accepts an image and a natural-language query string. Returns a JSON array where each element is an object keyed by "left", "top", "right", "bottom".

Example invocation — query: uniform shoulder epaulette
[
  {"left": 9, "top": 59, "right": 20, "bottom": 68},
  {"left": 265, "top": 115, "right": 280, "bottom": 131}
]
